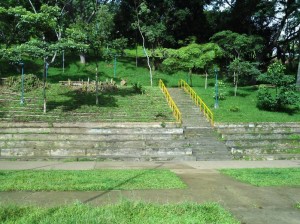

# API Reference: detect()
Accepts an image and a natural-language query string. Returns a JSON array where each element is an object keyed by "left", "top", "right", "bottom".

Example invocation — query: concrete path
[{"left": 0, "top": 160, "right": 300, "bottom": 224}]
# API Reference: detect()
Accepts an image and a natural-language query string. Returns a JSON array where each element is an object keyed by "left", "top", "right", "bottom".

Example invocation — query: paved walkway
[{"left": 1, "top": 160, "right": 300, "bottom": 224}]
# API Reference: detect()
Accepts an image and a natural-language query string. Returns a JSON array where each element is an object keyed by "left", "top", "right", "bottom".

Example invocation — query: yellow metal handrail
[
  {"left": 179, "top": 79, "right": 214, "bottom": 126},
  {"left": 159, "top": 79, "right": 182, "bottom": 124}
]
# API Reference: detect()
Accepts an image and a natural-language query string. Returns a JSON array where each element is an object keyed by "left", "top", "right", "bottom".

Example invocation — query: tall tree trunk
[
  {"left": 43, "top": 59, "right": 47, "bottom": 113},
  {"left": 135, "top": 41, "right": 138, "bottom": 67},
  {"left": 95, "top": 62, "right": 99, "bottom": 105},
  {"left": 297, "top": 59, "right": 300, "bottom": 91},
  {"left": 234, "top": 71, "right": 238, "bottom": 97},
  {"left": 205, "top": 70, "right": 208, "bottom": 89},
  {"left": 80, "top": 53, "right": 86, "bottom": 64},
  {"left": 189, "top": 69, "right": 193, "bottom": 87},
  {"left": 135, "top": 6, "right": 153, "bottom": 87}
]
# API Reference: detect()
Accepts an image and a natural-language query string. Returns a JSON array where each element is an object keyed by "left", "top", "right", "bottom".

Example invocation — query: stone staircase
[
  {"left": 167, "top": 88, "right": 233, "bottom": 160},
  {"left": 0, "top": 122, "right": 194, "bottom": 161},
  {"left": 216, "top": 123, "right": 300, "bottom": 160},
  {"left": 0, "top": 87, "right": 233, "bottom": 161},
  {"left": 2, "top": 85, "right": 298, "bottom": 161}
]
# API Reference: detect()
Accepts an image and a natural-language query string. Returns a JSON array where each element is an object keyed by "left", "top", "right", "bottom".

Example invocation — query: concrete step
[
  {"left": 216, "top": 123, "right": 300, "bottom": 134},
  {"left": 0, "top": 133, "right": 185, "bottom": 141},
  {"left": 1, "top": 147, "right": 193, "bottom": 158},
  {"left": 225, "top": 139, "right": 298, "bottom": 148},
  {"left": 0, "top": 138, "right": 206, "bottom": 149},
  {"left": 238, "top": 154, "right": 300, "bottom": 160},
  {"left": 0, "top": 127, "right": 183, "bottom": 135},
  {"left": 221, "top": 133, "right": 300, "bottom": 140}
]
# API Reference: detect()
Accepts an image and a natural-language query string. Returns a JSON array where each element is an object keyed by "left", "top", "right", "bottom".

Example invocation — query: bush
[
  {"left": 257, "top": 85, "right": 299, "bottom": 111},
  {"left": 213, "top": 81, "right": 227, "bottom": 100},
  {"left": 257, "top": 86, "right": 277, "bottom": 110},
  {"left": 229, "top": 106, "right": 240, "bottom": 112},
  {"left": 257, "top": 62, "right": 299, "bottom": 111},
  {"left": 132, "top": 82, "right": 144, "bottom": 94},
  {"left": 6, "top": 74, "right": 43, "bottom": 92}
]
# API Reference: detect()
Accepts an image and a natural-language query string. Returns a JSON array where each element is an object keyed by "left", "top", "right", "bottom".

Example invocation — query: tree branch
[{"left": 28, "top": 0, "right": 37, "bottom": 13}]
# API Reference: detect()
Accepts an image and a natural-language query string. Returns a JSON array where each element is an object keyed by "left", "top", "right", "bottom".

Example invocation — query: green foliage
[
  {"left": 210, "top": 30, "right": 263, "bottom": 61},
  {"left": 193, "top": 83, "right": 300, "bottom": 123},
  {"left": 220, "top": 168, "right": 300, "bottom": 187},
  {"left": 229, "top": 106, "right": 240, "bottom": 112},
  {"left": 6, "top": 74, "right": 42, "bottom": 92},
  {"left": 257, "top": 62, "right": 299, "bottom": 111},
  {"left": 0, "top": 169, "right": 186, "bottom": 191},
  {"left": 163, "top": 43, "right": 223, "bottom": 73},
  {"left": 228, "top": 58, "right": 261, "bottom": 85},
  {"left": 213, "top": 80, "right": 227, "bottom": 100},
  {"left": 0, "top": 201, "right": 239, "bottom": 224},
  {"left": 132, "top": 82, "right": 144, "bottom": 94}
]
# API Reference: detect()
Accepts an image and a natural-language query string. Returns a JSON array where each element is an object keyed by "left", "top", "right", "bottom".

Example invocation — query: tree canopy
[{"left": 0, "top": 0, "right": 299, "bottom": 87}]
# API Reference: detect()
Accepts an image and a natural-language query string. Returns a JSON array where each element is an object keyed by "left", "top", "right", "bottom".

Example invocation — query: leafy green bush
[
  {"left": 213, "top": 80, "right": 227, "bottom": 100},
  {"left": 257, "top": 86, "right": 276, "bottom": 110},
  {"left": 257, "top": 62, "right": 299, "bottom": 111},
  {"left": 229, "top": 106, "right": 240, "bottom": 112},
  {"left": 132, "top": 82, "right": 144, "bottom": 94},
  {"left": 6, "top": 74, "right": 43, "bottom": 92}
]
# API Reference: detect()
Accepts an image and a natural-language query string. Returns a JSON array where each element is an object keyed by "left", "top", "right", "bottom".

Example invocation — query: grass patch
[
  {"left": 0, "top": 201, "right": 240, "bottom": 224},
  {"left": 220, "top": 168, "right": 300, "bottom": 187},
  {"left": 0, "top": 85, "right": 174, "bottom": 122},
  {"left": 296, "top": 202, "right": 300, "bottom": 209},
  {"left": 0, "top": 169, "right": 186, "bottom": 191},
  {"left": 193, "top": 85, "right": 300, "bottom": 123}
]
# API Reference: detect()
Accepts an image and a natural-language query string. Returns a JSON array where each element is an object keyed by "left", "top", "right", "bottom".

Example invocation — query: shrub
[
  {"left": 229, "top": 106, "right": 240, "bottom": 112},
  {"left": 257, "top": 62, "right": 299, "bottom": 111},
  {"left": 6, "top": 74, "right": 43, "bottom": 92},
  {"left": 132, "top": 82, "right": 144, "bottom": 94},
  {"left": 213, "top": 80, "right": 227, "bottom": 100}
]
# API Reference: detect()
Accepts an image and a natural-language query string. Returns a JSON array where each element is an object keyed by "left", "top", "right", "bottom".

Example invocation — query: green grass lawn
[
  {"left": 0, "top": 169, "right": 186, "bottom": 191},
  {"left": 220, "top": 168, "right": 300, "bottom": 187},
  {"left": 0, "top": 201, "right": 240, "bottom": 224},
  {"left": 192, "top": 82, "right": 300, "bottom": 123},
  {"left": 0, "top": 84, "right": 175, "bottom": 122}
]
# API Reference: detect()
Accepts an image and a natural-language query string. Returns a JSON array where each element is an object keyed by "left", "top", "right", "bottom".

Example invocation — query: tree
[
  {"left": 297, "top": 59, "right": 300, "bottom": 90},
  {"left": 208, "top": 0, "right": 300, "bottom": 66},
  {"left": 132, "top": 1, "right": 153, "bottom": 86},
  {"left": 198, "top": 43, "right": 223, "bottom": 89},
  {"left": 257, "top": 61, "right": 299, "bottom": 111},
  {"left": 210, "top": 30, "right": 263, "bottom": 62},
  {"left": 0, "top": 4, "right": 65, "bottom": 113},
  {"left": 211, "top": 30, "right": 263, "bottom": 92},
  {"left": 163, "top": 43, "right": 223, "bottom": 86},
  {"left": 88, "top": 4, "right": 114, "bottom": 105},
  {"left": 228, "top": 58, "right": 261, "bottom": 96}
]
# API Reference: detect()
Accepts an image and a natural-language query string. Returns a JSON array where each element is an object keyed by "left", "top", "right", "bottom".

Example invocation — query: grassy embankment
[{"left": 0, "top": 48, "right": 299, "bottom": 123}]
